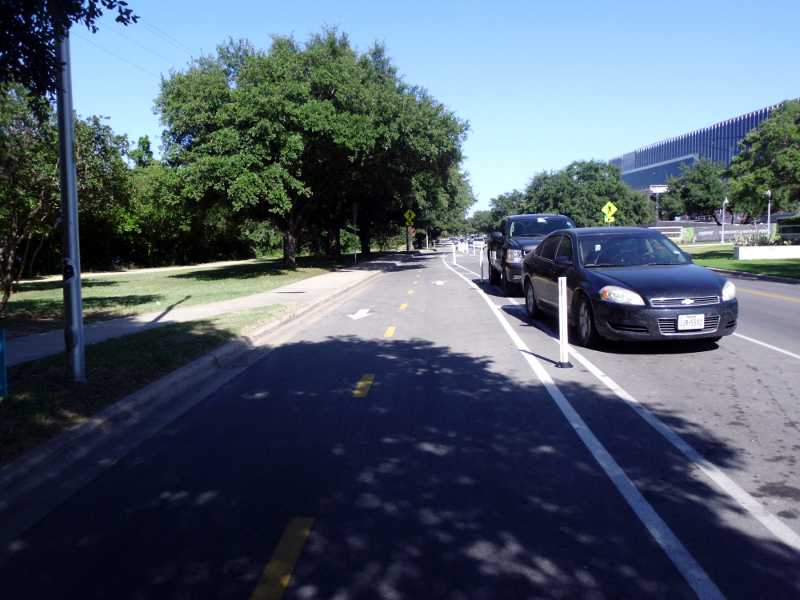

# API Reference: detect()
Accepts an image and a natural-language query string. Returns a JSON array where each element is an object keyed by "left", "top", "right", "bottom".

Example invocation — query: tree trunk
[
  {"left": 310, "top": 233, "right": 322, "bottom": 256},
  {"left": 326, "top": 223, "right": 341, "bottom": 257},
  {"left": 283, "top": 230, "right": 297, "bottom": 268},
  {"left": 0, "top": 244, "right": 17, "bottom": 317},
  {"left": 27, "top": 234, "right": 47, "bottom": 279},
  {"left": 358, "top": 221, "right": 371, "bottom": 257},
  {"left": 15, "top": 232, "right": 34, "bottom": 285}
]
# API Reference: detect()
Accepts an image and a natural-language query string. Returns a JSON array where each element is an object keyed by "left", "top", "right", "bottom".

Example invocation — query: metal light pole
[
  {"left": 55, "top": 31, "right": 86, "bottom": 382},
  {"left": 766, "top": 189, "right": 772, "bottom": 238},
  {"left": 720, "top": 197, "right": 728, "bottom": 243},
  {"left": 655, "top": 192, "right": 660, "bottom": 222}
]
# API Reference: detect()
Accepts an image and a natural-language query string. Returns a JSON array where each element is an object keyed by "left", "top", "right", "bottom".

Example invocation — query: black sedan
[{"left": 521, "top": 227, "right": 738, "bottom": 346}]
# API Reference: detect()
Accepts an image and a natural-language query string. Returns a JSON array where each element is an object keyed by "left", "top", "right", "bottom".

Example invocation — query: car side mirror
[{"left": 555, "top": 256, "right": 573, "bottom": 267}]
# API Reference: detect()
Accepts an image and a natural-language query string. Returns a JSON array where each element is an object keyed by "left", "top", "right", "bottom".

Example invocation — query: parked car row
[{"left": 485, "top": 214, "right": 738, "bottom": 346}]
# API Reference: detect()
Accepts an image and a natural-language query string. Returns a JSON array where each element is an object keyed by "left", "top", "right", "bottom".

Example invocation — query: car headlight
[
  {"left": 506, "top": 249, "right": 524, "bottom": 264},
  {"left": 722, "top": 280, "right": 736, "bottom": 301},
  {"left": 599, "top": 285, "right": 645, "bottom": 306}
]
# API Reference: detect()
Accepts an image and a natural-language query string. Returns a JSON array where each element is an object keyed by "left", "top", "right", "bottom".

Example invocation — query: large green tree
[
  {"left": 728, "top": 100, "right": 800, "bottom": 220},
  {"left": 467, "top": 209, "right": 494, "bottom": 234},
  {"left": 157, "top": 32, "right": 468, "bottom": 266},
  {"left": 523, "top": 161, "right": 654, "bottom": 226},
  {"left": 0, "top": 86, "right": 59, "bottom": 313},
  {"left": 662, "top": 159, "right": 728, "bottom": 224},
  {"left": 0, "top": 86, "right": 133, "bottom": 313},
  {"left": 489, "top": 190, "right": 526, "bottom": 227}
]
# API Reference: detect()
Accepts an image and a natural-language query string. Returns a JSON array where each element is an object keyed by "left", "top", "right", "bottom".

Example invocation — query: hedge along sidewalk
[{"left": 6, "top": 264, "right": 383, "bottom": 367}]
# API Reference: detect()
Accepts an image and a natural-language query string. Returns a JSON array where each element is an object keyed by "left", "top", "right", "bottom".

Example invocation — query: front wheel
[{"left": 573, "top": 294, "right": 599, "bottom": 348}]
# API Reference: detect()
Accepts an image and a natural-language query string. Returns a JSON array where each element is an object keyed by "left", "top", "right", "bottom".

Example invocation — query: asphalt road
[{"left": 2, "top": 251, "right": 799, "bottom": 599}]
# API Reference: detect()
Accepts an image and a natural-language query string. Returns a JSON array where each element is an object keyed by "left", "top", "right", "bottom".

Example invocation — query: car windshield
[
  {"left": 579, "top": 235, "right": 690, "bottom": 267},
  {"left": 508, "top": 217, "right": 574, "bottom": 238}
]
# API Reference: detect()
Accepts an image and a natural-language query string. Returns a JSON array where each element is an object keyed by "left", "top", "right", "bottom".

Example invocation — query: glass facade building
[{"left": 610, "top": 104, "right": 779, "bottom": 191}]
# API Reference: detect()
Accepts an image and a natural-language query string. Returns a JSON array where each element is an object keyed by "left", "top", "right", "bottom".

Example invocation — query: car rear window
[{"left": 508, "top": 217, "right": 574, "bottom": 238}]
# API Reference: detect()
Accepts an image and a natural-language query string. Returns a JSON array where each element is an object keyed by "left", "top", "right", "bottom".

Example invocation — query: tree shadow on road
[{"left": 2, "top": 335, "right": 798, "bottom": 599}]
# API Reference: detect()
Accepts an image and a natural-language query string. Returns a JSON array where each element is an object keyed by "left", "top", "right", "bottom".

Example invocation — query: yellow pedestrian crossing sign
[
  {"left": 602, "top": 202, "right": 617, "bottom": 223},
  {"left": 404, "top": 209, "right": 416, "bottom": 226}
]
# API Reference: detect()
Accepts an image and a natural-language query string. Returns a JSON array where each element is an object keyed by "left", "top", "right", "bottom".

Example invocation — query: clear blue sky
[{"left": 70, "top": 0, "right": 800, "bottom": 212}]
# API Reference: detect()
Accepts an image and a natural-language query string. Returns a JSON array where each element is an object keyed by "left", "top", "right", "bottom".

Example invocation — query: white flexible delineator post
[{"left": 556, "top": 276, "right": 572, "bottom": 368}]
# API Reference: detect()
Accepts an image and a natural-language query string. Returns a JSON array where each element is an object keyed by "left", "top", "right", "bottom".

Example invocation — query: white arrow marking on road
[
  {"left": 348, "top": 308, "right": 372, "bottom": 320},
  {"left": 433, "top": 280, "right": 446, "bottom": 286}
]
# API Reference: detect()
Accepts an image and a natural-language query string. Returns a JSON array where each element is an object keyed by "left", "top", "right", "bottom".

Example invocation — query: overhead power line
[
  {"left": 108, "top": 26, "right": 175, "bottom": 63},
  {"left": 139, "top": 19, "right": 195, "bottom": 55},
  {"left": 73, "top": 31, "right": 160, "bottom": 77}
]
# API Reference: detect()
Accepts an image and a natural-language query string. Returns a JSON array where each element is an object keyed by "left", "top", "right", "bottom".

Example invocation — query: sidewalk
[{"left": 7, "top": 259, "right": 398, "bottom": 367}]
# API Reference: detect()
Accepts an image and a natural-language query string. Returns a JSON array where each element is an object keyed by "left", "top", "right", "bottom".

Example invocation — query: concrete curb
[
  {"left": 0, "top": 265, "right": 384, "bottom": 545},
  {"left": 709, "top": 267, "right": 799, "bottom": 285}
]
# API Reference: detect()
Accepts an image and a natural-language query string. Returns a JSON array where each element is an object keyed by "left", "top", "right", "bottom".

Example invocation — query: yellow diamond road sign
[
  {"left": 602, "top": 201, "right": 617, "bottom": 223},
  {"left": 404, "top": 209, "right": 416, "bottom": 223}
]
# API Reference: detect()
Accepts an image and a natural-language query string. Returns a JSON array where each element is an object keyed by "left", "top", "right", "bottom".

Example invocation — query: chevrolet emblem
[{"left": 681, "top": 298, "right": 695, "bottom": 305}]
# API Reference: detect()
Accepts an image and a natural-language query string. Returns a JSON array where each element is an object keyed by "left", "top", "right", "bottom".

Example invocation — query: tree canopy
[
  {"left": 0, "top": 85, "right": 136, "bottom": 313},
  {"left": 662, "top": 159, "right": 728, "bottom": 223},
  {"left": 728, "top": 99, "right": 800, "bottom": 220},
  {"left": 157, "top": 32, "right": 471, "bottom": 266},
  {"left": 522, "top": 161, "right": 654, "bottom": 227},
  {"left": 0, "top": 1, "right": 138, "bottom": 98}
]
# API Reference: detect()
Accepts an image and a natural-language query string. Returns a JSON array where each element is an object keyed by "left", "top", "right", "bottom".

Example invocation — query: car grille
[
  {"left": 657, "top": 314, "right": 720, "bottom": 335},
  {"left": 650, "top": 295, "right": 720, "bottom": 308}
]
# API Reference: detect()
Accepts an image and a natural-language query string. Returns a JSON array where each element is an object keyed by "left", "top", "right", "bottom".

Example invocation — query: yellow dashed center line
[
  {"left": 352, "top": 374, "right": 375, "bottom": 397},
  {"left": 384, "top": 325, "right": 396, "bottom": 338},
  {"left": 250, "top": 517, "right": 315, "bottom": 600},
  {"left": 399, "top": 303, "right": 408, "bottom": 311},
  {"left": 738, "top": 287, "right": 800, "bottom": 304}
]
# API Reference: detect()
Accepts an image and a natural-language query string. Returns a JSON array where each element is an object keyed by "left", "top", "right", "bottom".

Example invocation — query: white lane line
[
  {"left": 505, "top": 306, "right": 800, "bottom": 555},
  {"left": 453, "top": 262, "right": 481, "bottom": 279},
  {"left": 732, "top": 332, "right": 800, "bottom": 362},
  {"left": 442, "top": 258, "right": 724, "bottom": 600}
]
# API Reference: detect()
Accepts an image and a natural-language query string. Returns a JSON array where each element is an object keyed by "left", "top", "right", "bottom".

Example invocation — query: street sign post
[{"left": 602, "top": 201, "right": 618, "bottom": 224}]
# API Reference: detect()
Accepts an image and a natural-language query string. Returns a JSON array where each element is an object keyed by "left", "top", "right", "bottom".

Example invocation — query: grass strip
[
  {"left": 0, "top": 305, "right": 282, "bottom": 466},
  {"left": 687, "top": 245, "right": 800, "bottom": 280}
]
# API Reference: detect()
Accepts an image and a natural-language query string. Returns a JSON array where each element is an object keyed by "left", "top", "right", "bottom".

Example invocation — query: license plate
[{"left": 677, "top": 314, "right": 704, "bottom": 330}]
